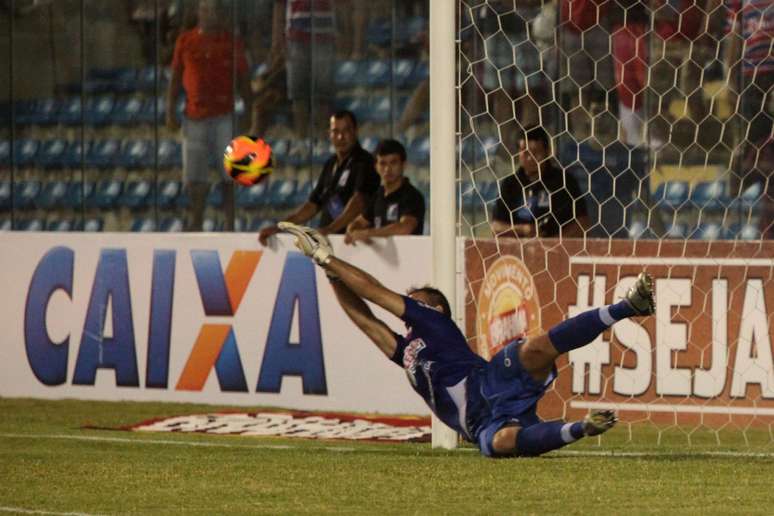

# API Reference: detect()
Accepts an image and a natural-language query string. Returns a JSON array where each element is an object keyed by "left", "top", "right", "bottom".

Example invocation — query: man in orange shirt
[{"left": 166, "top": 0, "right": 254, "bottom": 231}]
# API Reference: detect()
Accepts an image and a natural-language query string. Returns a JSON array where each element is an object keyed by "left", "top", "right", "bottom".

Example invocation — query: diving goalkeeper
[{"left": 277, "top": 222, "right": 656, "bottom": 458}]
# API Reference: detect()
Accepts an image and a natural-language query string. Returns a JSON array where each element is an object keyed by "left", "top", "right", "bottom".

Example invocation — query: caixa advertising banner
[
  {"left": 0, "top": 233, "right": 429, "bottom": 415},
  {"left": 466, "top": 239, "right": 774, "bottom": 427}
]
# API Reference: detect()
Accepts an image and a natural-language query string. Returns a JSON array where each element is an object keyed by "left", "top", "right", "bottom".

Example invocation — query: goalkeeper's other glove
[{"left": 277, "top": 222, "right": 333, "bottom": 266}]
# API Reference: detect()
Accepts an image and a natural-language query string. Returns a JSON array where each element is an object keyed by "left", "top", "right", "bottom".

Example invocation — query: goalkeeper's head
[{"left": 407, "top": 286, "right": 452, "bottom": 318}]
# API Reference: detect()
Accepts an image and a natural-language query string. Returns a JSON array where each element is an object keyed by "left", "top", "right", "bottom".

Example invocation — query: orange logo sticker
[{"left": 476, "top": 256, "right": 541, "bottom": 359}]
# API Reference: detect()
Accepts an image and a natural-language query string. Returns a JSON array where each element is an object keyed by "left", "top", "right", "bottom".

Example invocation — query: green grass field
[{"left": 2, "top": 398, "right": 773, "bottom": 515}]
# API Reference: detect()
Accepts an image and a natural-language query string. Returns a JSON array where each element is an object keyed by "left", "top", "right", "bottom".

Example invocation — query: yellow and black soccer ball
[{"left": 223, "top": 135, "right": 273, "bottom": 186}]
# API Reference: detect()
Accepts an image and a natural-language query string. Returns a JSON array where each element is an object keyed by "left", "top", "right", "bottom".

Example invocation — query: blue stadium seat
[
  {"left": 119, "top": 139, "right": 153, "bottom": 169},
  {"left": 653, "top": 181, "right": 689, "bottom": 210},
  {"left": 202, "top": 217, "right": 223, "bottom": 232},
  {"left": 234, "top": 216, "right": 248, "bottom": 232},
  {"left": 65, "top": 181, "right": 96, "bottom": 209},
  {"left": 95, "top": 179, "right": 124, "bottom": 209},
  {"left": 236, "top": 181, "right": 269, "bottom": 208},
  {"left": 84, "top": 95, "right": 116, "bottom": 126},
  {"left": 87, "top": 139, "right": 121, "bottom": 169},
  {"left": 690, "top": 181, "right": 729, "bottom": 212},
  {"left": 48, "top": 219, "right": 76, "bottom": 232},
  {"left": 286, "top": 139, "right": 313, "bottom": 167},
  {"left": 334, "top": 60, "right": 364, "bottom": 88},
  {"left": 365, "top": 60, "right": 390, "bottom": 86},
  {"left": 335, "top": 97, "right": 369, "bottom": 123},
  {"left": 396, "top": 16, "right": 427, "bottom": 45},
  {"left": 137, "top": 97, "right": 166, "bottom": 125},
  {"left": 14, "top": 181, "right": 41, "bottom": 210},
  {"left": 121, "top": 180, "right": 154, "bottom": 209},
  {"left": 158, "top": 180, "right": 182, "bottom": 209},
  {"left": 62, "top": 140, "right": 92, "bottom": 169},
  {"left": 729, "top": 223, "right": 760, "bottom": 240},
  {"left": 0, "top": 180, "right": 9, "bottom": 211},
  {"left": 365, "top": 17, "right": 391, "bottom": 46},
  {"left": 269, "top": 139, "right": 290, "bottom": 164},
  {"left": 207, "top": 182, "right": 224, "bottom": 207},
  {"left": 733, "top": 181, "right": 764, "bottom": 211},
  {"left": 268, "top": 179, "right": 296, "bottom": 208},
  {"left": 408, "top": 60, "right": 429, "bottom": 87},
  {"left": 17, "top": 218, "right": 45, "bottom": 231},
  {"left": 361, "top": 136, "right": 378, "bottom": 154},
  {"left": 37, "top": 180, "right": 69, "bottom": 209},
  {"left": 157, "top": 139, "right": 182, "bottom": 169},
  {"left": 14, "top": 139, "right": 40, "bottom": 168},
  {"left": 664, "top": 222, "right": 688, "bottom": 239},
  {"left": 408, "top": 136, "right": 430, "bottom": 166},
  {"left": 0, "top": 140, "right": 9, "bottom": 168},
  {"left": 627, "top": 220, "right": 648, "bottom": 239},
  {"left": 312, "top": 139, "right": 333, "bottom": 166},
  {"left": 416, "top": 180, "right": 430, "bottom": 204},
  {"left": 160, "top": 216, "right": 184, "bottom": 232},
  {"left": 0, "top": 218, "right": 10, "bottom": 231},
  {"left": 393, "top": 59, "right": 415, "bottom": 88},
  {"left": 58, "top": 97, "right": 83, "bottom": 126},
  {"left": 368, "top": 95, "right": 392, "bottom": 123},
  {"left": 114, "top": 68, "right": 139, "bottom": 93},
  {"left": 691, "top": 222, "right": 724, "bottom": 240},
  {"left": 137, "top": 66, "right": 168, "bottom": 92},
  {"left": 16, "top": 98, "right": 59, "bottom": 126},
  {"left": 111, "top": 98, "right": 144, "bottom": 125},
  {"left": 82, "top": 216, "right": 104, "bottom": 232},
  {"left": 292, "top": 179, "right": 314, "bottom": 206},
  {"left": 131, "top": 216, "right": 156, "bottom": 232},
  {"left": 35, "top": 139, "right": 68, "bottom": 169}
]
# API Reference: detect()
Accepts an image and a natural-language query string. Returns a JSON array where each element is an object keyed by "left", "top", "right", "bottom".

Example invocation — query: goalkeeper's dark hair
[
  {"left": 523, "top": 126, "right": 550, "bottom": 150},
  {"left": 375, "top": 139, "right": 407, "bottom": 162},
  {"left": 332, "top": 110, "right": 358, "bottom": 129},
  {"left": 407, "top": 286, "right": 452, "bottom": 317}
]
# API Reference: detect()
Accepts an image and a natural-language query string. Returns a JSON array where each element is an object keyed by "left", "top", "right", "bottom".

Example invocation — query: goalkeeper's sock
[
  {"left": 515, "top": 421, "right": 584, "bottom": 457},
  {"left": 547, "top": 301, "right": 635, "bottom": 354}
]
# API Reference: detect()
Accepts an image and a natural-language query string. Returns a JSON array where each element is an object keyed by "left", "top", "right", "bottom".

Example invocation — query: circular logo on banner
[{"left": 476, "top": 256, "right": 541, "bottom": 360}]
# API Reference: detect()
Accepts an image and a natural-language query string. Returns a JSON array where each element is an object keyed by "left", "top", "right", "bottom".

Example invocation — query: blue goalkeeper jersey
[{"left": 390, "top": 296, "right": 487, "bottom": 440}]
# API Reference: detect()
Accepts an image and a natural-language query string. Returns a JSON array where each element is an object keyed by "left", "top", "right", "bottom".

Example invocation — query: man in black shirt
[
  {"left": 345, "top": 139, "right": 425, "bottom": 245},
  {"left": 491, "top": 127, "right": 587, "bottom": 238},
  {"left": 258, "top": 110, "right": 380, "bottom": 245}
]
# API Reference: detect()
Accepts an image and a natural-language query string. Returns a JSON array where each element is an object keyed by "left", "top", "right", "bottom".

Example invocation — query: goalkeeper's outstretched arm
[
  {"left": 324, "top": 257, "right": 406, "bottom": 319},
  {"left": 329, "top": 277, "right": 398, "bottom": 357}
]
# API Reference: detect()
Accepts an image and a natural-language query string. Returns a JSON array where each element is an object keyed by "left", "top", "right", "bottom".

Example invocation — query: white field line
[
  {"left": 3, "top": 432, "right": 774, "bottom": 458},
  {"left": 0, "top": 507, "right": 102, "bottom": 516},
  {"left": 569, "top": 256, "right": 774, "bottom": 267},
  {"left": 570, "top": 400, "right": 774, "bottom": 416}
]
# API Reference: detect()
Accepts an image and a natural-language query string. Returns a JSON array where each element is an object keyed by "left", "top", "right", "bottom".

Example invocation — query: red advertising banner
[{"left": 465, "top": 239, "right": 774, "bottom": 427}]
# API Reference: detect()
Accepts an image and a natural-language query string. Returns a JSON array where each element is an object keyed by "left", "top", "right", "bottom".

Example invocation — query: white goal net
[{"left": 454, "top": 0, "right": 774, "bottom": 446}]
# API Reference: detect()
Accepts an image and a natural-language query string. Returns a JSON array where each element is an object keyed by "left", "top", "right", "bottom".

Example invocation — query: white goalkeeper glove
[{"left": 277, "top": 222, "right": 334, "bottom": 267}]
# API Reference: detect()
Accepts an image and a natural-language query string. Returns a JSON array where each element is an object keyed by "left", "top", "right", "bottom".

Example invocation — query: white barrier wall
[{"left": 0, "top": 232, "right": 431, "bottom": 415}]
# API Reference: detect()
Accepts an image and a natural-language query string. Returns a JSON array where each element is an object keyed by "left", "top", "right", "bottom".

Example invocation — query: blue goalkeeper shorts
[{"left": 468, "top": 339, "right": 557, "bottom": 457}]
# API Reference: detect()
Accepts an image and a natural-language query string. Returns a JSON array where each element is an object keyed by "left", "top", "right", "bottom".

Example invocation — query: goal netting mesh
[{"left": 456, "top": 0, "right": 774, "bottom": 446}]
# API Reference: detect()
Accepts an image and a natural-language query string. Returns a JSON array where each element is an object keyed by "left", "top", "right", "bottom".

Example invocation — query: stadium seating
[
  {"left": 14, "top": 139, "right": 40, "bottom": 168},
  {"left": 393, "top": 59, "right": 416, "bottom": 88},
  {"left": 16, "top": 218, "right": 45, "bottom": 231},
  {"left": 236, "top": 181, "right": 269, "bottom": 208},
  {"left": 37, "top": 181, "right": 69, "bottom": 209},
  {"left": 692, "top": 222, "right": 724, "bottom": 240},
  {"left": 207, "top": 182, "right": 224, "bottom": 208},
  {"left": 16, "top": 98, "right": 58, "bottom": 126},
  {"left": 408, "top": 136, "right": 430, "bottom": 166},
  {"left": 729, "top": 223, "right": 760, "bottom": 240},
  {"left": 203, "top": 217, "right": 223, "bottom": 232},
  {"left": 35, "top": 139, "right": 68, "bottom": 169},
  {"left": 82, "top": 217, "right": 104, "bottom": 232},
  {"left": 14, "top": 181, "right": 41, "bottom": 210},
  {"left": 111, "top": 97, "right": 144, "bottom": 126},
  {"left": 365, "top": 60, "right": 390, "bottom": 87},
  {"left": 121, "top": 180, "right": 154, "bottom": 209},
  {"left": 118, "top": 139, "right": 153, "bottom": 169},
  {"left": 157, "top": 180, "right": 182, "bottom": 209},
  {"left": 334, "top": 60, "right": 363, "bottom": 88},
  {"left": 62, "top": 141, "right": 92, "bottom": 169},
  {"left": 130, "top": 216, "right": 155, "bottom": 232},
  {"left": 292, "top": 179, "right": 314, "bottom": 206},
  {"left": 157, "top": 139, "right": 182, "bottom": 169},
  {"left": 95, "top": 179, "right": 124, "bottom": 209},
  {"left": 65, "top": 181, "right": 96, "bottom": 209},
  {"left": 267, "top": 179, "right": 296, "bottom": 208},
  {"left": 664, "top": 222, "right": 688, "bottom": 239},
  {"left": 47, "top": 218, "right": 76, "bottom": 232},
  {"left": 653, "top": 181, "right": 690, "bottom": 210},
  {"left": 690, "top": 181, "right": 729, "bottom": 212},
  {"left": 0, "top": 219, "right": 10, "bottom": 231},
  {"left": 160, "top": 216, "right": 184, "bottom": 232},
  {"left": 87, "top": 139, "right": 122, "bottom": 169}
]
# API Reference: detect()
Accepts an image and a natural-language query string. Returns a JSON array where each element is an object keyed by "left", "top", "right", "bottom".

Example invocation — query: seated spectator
[
  {"left": 345, "top": 139, "right": 425, "bottom": 245},
  {"left": 259, "top": 110, "right": 380, "bottom": 245},
  {"left": 491, "top": 126, "right": 588, "bottom": 238}
]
